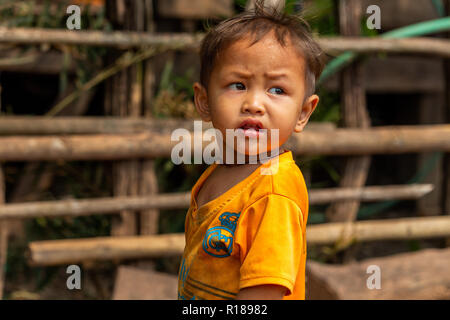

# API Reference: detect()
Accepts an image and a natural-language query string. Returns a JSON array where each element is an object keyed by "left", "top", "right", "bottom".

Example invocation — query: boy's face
[{"left": 194, "top": 31, "right": 319, "bottom": 157}]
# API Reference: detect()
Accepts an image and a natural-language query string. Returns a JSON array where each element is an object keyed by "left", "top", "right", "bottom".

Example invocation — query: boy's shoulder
[{"left": 249, "top": 153, "right": 308, "bottom": 211}]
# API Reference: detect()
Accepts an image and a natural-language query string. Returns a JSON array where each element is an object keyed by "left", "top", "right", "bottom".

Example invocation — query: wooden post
[
  {"left": 325, "top": 1, "right": 371, "bottom": 252},
  {"left": 444, "top": 0, "right": 450, "bottom": 246},
  {"left": 416, "top": 94, "right": 445, "bottom": 216},
  {"left": 0, "top": 73, "right": 7, "bottom": 299},
  {"left": 0, "top": 163, "right": 7, "bottom": 299},
  {"left": 105, "top": 0, "right": 160, "bottom": 271},
  {"left": 107, "top": 0, "right": 139, "bottom": 237},
  {"left": 140, "top": 0, "right": 159, "bottom": 238}
]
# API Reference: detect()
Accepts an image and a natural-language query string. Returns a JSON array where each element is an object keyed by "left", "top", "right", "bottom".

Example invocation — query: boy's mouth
[{"left": 236, "top": 119, "right": 264, "bottom": 138}]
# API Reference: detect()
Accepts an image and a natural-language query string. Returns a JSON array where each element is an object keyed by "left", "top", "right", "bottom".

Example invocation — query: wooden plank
[
  {"left": 27, "top": 216, "right": 450, "bottom": 266},
  {"left": 0, "top": 184, "right": 433, "bottom": 220},
  {"left": 113, "top": 266, "right": 177, "bottom": 300},
  {"left": 306, "top": 247, "right": 450, "bottom": 299},
  {"left": 157, "top": 0, "right": 233, "bottom": 19}
]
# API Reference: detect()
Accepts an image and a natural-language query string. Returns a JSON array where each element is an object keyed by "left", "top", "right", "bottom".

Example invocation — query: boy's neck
[{"left": 219, "top": 147, "right": 285, "bottom": 168}]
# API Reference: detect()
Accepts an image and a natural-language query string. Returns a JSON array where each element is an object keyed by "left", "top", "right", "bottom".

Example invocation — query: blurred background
[{"left": 0, "top": 0, "right": 449, "bottom": 300}]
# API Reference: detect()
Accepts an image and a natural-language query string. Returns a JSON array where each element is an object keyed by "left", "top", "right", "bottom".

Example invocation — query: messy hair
[{"left": 199, "top": 0, "right": 325, "bottom": 97}]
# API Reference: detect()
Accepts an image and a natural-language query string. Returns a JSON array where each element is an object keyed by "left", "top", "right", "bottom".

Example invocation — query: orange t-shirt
[{"left": 177, "top": 150, "right": 309, "bottom": 300}]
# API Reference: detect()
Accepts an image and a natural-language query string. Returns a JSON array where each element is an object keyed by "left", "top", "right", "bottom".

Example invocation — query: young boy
[{"left": 178, "top": 0, "right": 324, "bottom": 300}]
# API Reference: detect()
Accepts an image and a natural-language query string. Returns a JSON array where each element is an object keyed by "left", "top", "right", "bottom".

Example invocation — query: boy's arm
[
  {"left": 235, "top": 194, "right": 305, "bottom": 300},
  {"left": 235, "top": 285, "right": 287, "bottom": 300}
]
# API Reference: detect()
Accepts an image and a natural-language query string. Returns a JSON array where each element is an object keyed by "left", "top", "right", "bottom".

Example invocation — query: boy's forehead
[{"left": 215, "top": 32, "right": 306, "bottom": 74}]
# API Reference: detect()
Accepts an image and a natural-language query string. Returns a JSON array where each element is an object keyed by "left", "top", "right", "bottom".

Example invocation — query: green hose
[{"left": 432, "top": 0, "right": 446, "bottom": 17}]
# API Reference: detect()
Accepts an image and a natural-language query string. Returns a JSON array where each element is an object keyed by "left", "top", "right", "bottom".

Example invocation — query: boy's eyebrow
[
  {"left": 264, "top": 72, "right": 288, "bottom": 79},
  {"left": 226, "top": 70, "right": 253, "bottom": 79},
  {"left": 224, "top": 70, "right": 290, "bottom": 79}
]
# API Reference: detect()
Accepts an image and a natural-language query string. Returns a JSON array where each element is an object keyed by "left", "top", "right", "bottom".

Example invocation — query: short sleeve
[{"left": 234, "top": 194, "right": 305, "bottom": 295}]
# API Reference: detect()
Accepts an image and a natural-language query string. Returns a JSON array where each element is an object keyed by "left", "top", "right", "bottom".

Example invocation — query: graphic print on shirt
[
  {"left": 202, "top": 212, "right": 240, "bottom": 258},
  {"left": 178, "top": 257, "right": 197, "bottom": 300}
]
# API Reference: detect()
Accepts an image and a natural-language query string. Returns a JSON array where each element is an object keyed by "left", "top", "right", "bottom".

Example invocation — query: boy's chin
[{"left": 234, "top": 147, "right": 279, "bottom": 161}]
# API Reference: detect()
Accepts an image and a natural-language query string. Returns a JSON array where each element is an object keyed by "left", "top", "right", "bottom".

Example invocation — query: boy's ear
[
  {"left": 294, "top": 94, "right": 319, "bottom": 133},
  {"left": 193, "top": 82, "right": 211, "bottom": 122}
]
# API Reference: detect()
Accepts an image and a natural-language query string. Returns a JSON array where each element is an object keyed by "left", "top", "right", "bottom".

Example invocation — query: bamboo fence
[
  {"left": 1, "top": 28, "right": 449, "bottom": 57},
  {"left": 0, "top": 6, "right": 449, "bottom": 299}
]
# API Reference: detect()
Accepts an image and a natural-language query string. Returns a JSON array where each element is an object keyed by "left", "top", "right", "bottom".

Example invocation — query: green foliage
[
  {"left": 284, "top": 0, "right": 298, "bottom": 14},
  {"left": 234, "top": 0, "right": 248, "bottom": 11},
  {"left": 407, "top": 239, "right": 421, "bottom": 252},
  {"left": 153, "top": 60, "right": 198, "bottom": 119},
  {"left": 361, "top": 16, "right": 379, "bottom": 37},
  {"left": 158, "top": 60, "right": 196, "bottom": 99},
  {"left": 303, "top": 0, "right": 338, "bottom": 36},
  {"left": 310, "top": 89, "right": 340, "bottom": 123}
]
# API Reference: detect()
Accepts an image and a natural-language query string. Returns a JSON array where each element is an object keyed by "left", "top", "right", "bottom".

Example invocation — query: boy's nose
[{"left": 241, "top": 97, "right": 265, "bottom": 115}]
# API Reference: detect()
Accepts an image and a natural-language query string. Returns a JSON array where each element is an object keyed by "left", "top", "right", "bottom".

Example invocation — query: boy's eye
[
  {"left": 229, "top": 83, "right": 246, "bottom": 91},
  {"left": 268, "top": 87, "right": 285, "bottom": 95}
]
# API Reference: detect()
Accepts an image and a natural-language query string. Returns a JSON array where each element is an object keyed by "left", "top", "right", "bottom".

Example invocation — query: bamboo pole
[
  {"left": 0, "top": 117, "right": 334, "bottom": 135},
  {"left": 27, "top": 215, "right": 450, "bottom": 266},
  {"left": 0, "top": 184, "right": 432, "bottom": 220},
  {"left": 307, "top": 215, "right": 450, "bottom": 245},
  {"left": 1, "top": 28, "right": 449, "bottom": 57},
  {"left": 0, "top": 28, "right": 203, "bottom": 49},
  {"left": 28, "top": 233, "right": 186, "bottom": 266},
  {"left": 1, "top": 125, "right": 450, "bottom": 161},
  {"left": 0, "top": 117, "right": 206, "bottom": 134},
  {"left": 318, "top": 37, "right": 450, "bottom": 58}
]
